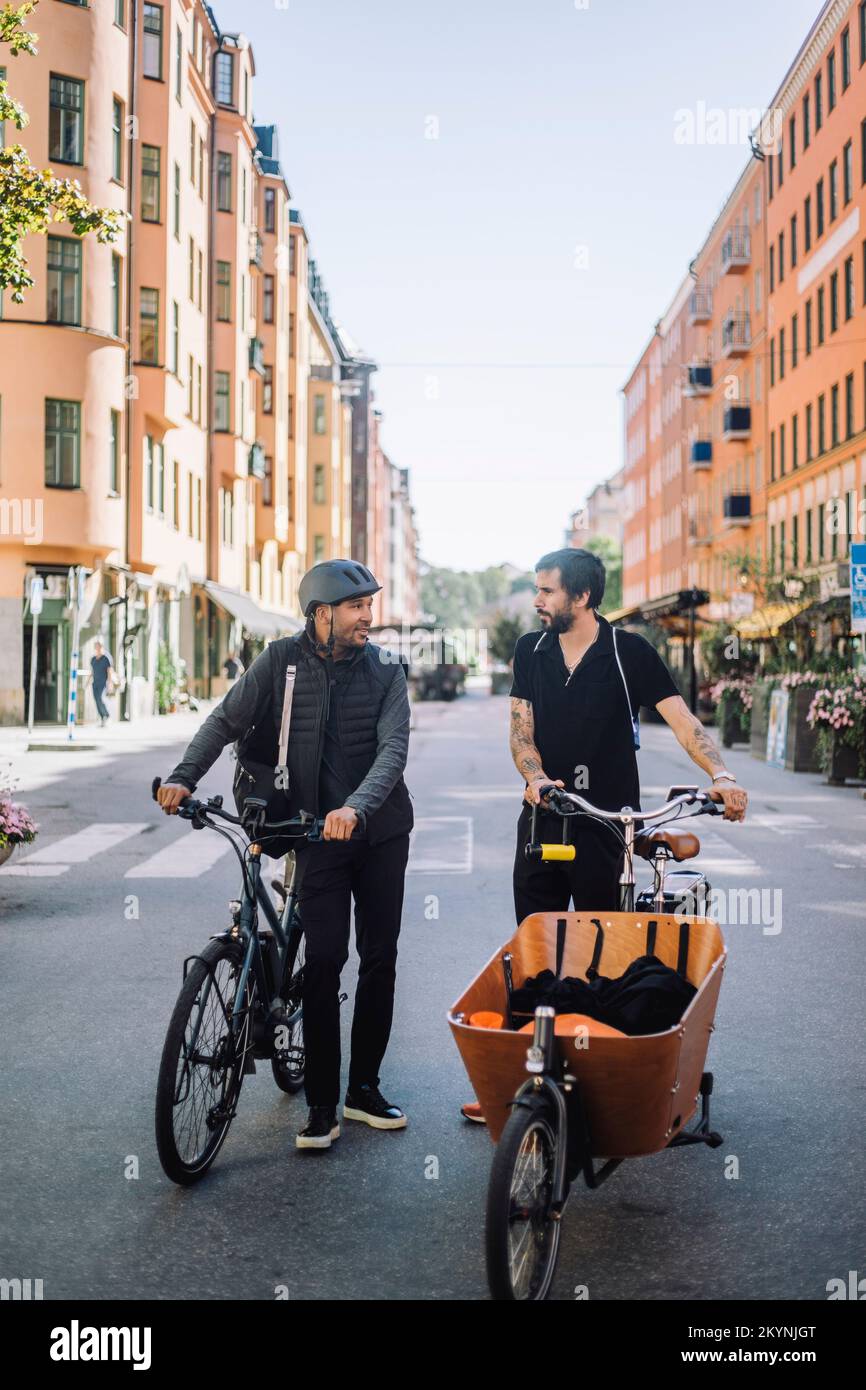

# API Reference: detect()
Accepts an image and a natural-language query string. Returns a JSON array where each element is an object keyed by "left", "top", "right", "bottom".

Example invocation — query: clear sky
[{"left": 215, "top": 0, "right": 821, "bottom": 570}]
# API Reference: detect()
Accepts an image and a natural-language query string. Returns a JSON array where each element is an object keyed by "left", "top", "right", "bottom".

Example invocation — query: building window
[
  {"left": 816, "top": 177, "right": 825, "bottom": 236},
  {"left": 778, "top": 231, "right": 784, "bottom": 281},
  {"left": 863, "top": 238, "right": 866, "bottom": 304},
  {"left": 843, "top": 141, "right": 853, "bottom": 204},
  {"left": 770, "top": 336, "right": 775, "bottom": 387},
  {"left": 263, "top": 454, "right": 273, "bottom": 506},
  {"left": 779, "top": 421, "right": 786, "bottom": 474},
  {"left": 173, "top": 161, "right": 180, "bottom": 239},
  {"left": 790, "top": 213, "right": 797, "bottom": 268},
  {"left": 770, "top": 432, "right": 776, "bottom": 482},
  {"left": 45, "top": 399, "right": 80, "bottom": 488},
  {"left": 846, "top": 372, "right": 855, "bottom": 437},
  {"left": 215, "top": 371, "right": 231, "bottom": 431},
  {"left": 49, "top": 74, "right": 84, "bottom": 164},
  {"left": 197, "top": 247, "right": 203, "bottom": 310},
  {"left": 815, "top": 70, "right": 823, "bottom": 129},
  {"left": 143, "top": 4, "right": 163, "bottom": 81},
  {"left": 804, "top": 193, "right": 812, "bottom": 252},
  {"left": 215, "top": 50, "right": 234, "bottom": 105},
  {"left": 778, "top": 326, "right": 785, "bottom": 380},
  {"left": 46, "top": 235, "right": 81, "bottom": 325},
  {"left": 241, "top": 167, "right": 246, "bottom": 225},
  {"left": 111, "top": 252, "right": 121, "bottom": 335},
  {"left": 817, "top": 285, "right": 825, "bottom": 344},
  {"left": 115, "top": 0, "right": 126, "bottom": 27},
  {"left": 829, "top": 159, "right": 838, "bottom": 221},
  {"left": 806, "top": 509, "right": 813, "bottom": 564},
  {"left": 187, "top": 354, "right": 194, "bottom": 417},
  {"left": 288, "top": 392, "right": 293, "bottom": 439},
  {"left": 157, "top": 441, "right": 165, "bottom": 515},
  {"left": 263, "top": 273, "right": 274, "bottom": 323},
  {"left": 831, "top": 384, "right": 840, "bottom": 446},
  {"left": 791, "top": 312, "right": 798, "bottom": 369},
  {"left": 842, "top": 25, "right": 851, "bottom": 89},
  {"left": 792, "top": 413, "right": 799, "bottom": 470},
  {"left": 189, "top": 118, "right": 195, "bottom": 184},
  {"left": 243, "top": 68, "right": 249, "bottom": 119},
  {"left": 263, "top": 364, "right": 273, "bottom": 414},
  {"left": 769, "top": 243, "right": 775, "bottom": 293},
  {"left": 289, "top": 234, "right": 296, "bottom": 276},
  {"left": 314, "top": 463, "right": 326, "bottom": 503},
  {"left": 144, "top": 435, "right": 154, "bottom": 511},
  {"left": 777, "top": 140, "right": 783, "bottom": 189},
  {"left": 197, "top": 363, "right": 202, "bottom": 425},
  {"left": 788, "top": 114, "right": 796, "bottom": 169},
  {"left": 313, "top": 534, "right": 325, "bottom": 563},
  {"left": 818, "top": 393, "right": 826, "bottom": 453},
  {"left": 109, "top": 409, "right": 120, "bottom": 494},
  {"left": 216, "top": 151, "right": 232, "bottom": 211},
  {"left": 792, "top": 514, "right": 799, "bottom": 568},
  {"left": 188, "top": 236, "right": 195, "bottom": 300},
  {"left": 802, "top": 91, "right": 810, "bottom": 148},
  {"left": 827, "top": 49, "right": 836, "bottom": 111},
  {"left": 141, "top": 144, "right": 161, "bottom": 221},
  {"left": 818, "top": 502, "right": 826, "bottom": 559},
  {"left": 171, "top": 299, "right": 179, "bottom": 375},
  {"left": 805, "top": 298, "right": 812, "bottom": 355},
  {"left": 172, "top": 458, "right": 180, "bottom": 528},
  {"left": 805, "top": 402, "right": 813, "bottom": 460},
  {"left": 139, "top": 287, "right": 159, "bottom": 363},
  {"left": 860, "top": 1, "right": 866, "bottom": 67},
  {"left": 845, "top": 256, "right": 855, "bottom": 319},
  {"left": 830, "top": 270, "right": 839, "bottom": 332},
  {"left": 288, "top": 311, "right": 294, "bottom": 357},
  {"left": 216, "top": 260, "right": 231, "bottom": 321},
  {"left": 112, "top": 97, "right": 123, "bottom": 181},
  {"left": 175, "top": 23, "right": 182, "bottom": 101},
  {"left": 314, "top": 395, "right": 326, "bottom": 435},
  {"left": 264, "top": 187, "right": 276, "bottom": 233},
  {"left": 197, "top": 134, "right": 204, "bottom": 198}
]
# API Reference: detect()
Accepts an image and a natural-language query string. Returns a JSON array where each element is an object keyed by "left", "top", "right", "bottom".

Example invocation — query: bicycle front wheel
[
  {"left": 485, "top": 1093, "right": 563, "bottom": 1301},
  {"left": 155, "top": 935, "right": 253, "bottom": 1185}
]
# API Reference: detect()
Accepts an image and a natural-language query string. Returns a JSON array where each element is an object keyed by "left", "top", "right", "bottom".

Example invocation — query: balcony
[
  {"left": 248, "top": 337, "right": 265, "bottom": 375},
  {"left": 248, "top": 442, "right": 266, "bottom": 479},
  {"left": 249, "top": 230, "right": 263, "bottom": 270},
  {"left": 690, "top": 439, "right": 712, "bottom": 470},
  {"left": 688, "top": 287, "right": 712, "bottom": 324},
  {"left": 688, "top": 515, "right": 712, "bottom": 547},
  {"left": 721, "top": 313, "right": 751, "bottom": 357},
  {"left": 684, "top": 362, "right": 712, "bottom": 396},
  {"left": 723, "top": 492, "right": 751, "bottom": 526},
  {"left": 721, "top": 227, "right": 750, "bottom": 274},
  {"left": 722, "top": 404, "right": 751, "bottom": 440}
]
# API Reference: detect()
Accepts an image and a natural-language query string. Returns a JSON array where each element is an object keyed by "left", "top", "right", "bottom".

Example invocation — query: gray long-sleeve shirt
[{"left": 166, "top": 640, "right": 411, "bottom": 829}]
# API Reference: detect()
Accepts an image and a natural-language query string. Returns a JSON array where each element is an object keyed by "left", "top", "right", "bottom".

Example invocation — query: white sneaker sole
[
  {"left": 343, "top": 1105, "right": 407, "bottom": 1130},
  {"left": 296, "top": 1123, "right": 340, "bottom": 1150}
]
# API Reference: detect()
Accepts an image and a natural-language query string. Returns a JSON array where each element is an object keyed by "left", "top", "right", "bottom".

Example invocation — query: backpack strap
[
  {"left": 555, "top": 918, "right": 567, "bottom": 979},
  {"left": 646, "top": 918, "right": 658, "bottom": 957},
  {"left": 586, "top": 917, "right": 605, "bottom": 981},
  {"left": 277, "top": 663, "right": 297, "bottom": 772}
]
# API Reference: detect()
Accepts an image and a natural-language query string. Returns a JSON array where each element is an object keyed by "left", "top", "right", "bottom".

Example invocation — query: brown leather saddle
[{"left": 634, "top": 827, "right": 700, "bottom": 862}]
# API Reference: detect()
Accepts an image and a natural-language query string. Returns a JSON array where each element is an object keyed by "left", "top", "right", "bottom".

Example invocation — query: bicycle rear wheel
[
  {"left": 155, "top": 935, "right": 253, "bottom": 1185},
  {"left": 271, "top": 924, "right": 305, "bottom": 1095},
  {"left": 485, "top": 1093, "right": 563, "bottom": 1301}
]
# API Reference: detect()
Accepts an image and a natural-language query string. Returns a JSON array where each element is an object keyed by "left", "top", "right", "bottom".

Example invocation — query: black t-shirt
[
  {"left": 91, "top": 654, "right": 111, "bottom": 688},
  {"left": 509, "top": 613, "right": 679, "bottom": 814}
]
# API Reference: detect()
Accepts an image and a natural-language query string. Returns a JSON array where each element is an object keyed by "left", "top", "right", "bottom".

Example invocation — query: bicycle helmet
[{"left": 298, "top": 559, "right": 382, "bottom": 617}]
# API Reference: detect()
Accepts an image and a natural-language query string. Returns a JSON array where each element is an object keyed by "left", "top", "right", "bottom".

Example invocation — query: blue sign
[{"left": 851, "top": 543, "right": 866, "bottom": 635}]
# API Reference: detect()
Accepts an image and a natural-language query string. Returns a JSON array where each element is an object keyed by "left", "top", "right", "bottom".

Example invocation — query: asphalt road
[{"left": 1, "top": 691, "right": 865, "bottom": 1300}]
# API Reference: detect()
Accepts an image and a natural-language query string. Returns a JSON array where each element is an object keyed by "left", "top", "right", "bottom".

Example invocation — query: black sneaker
[
  {"left": 296, "top": 1106, "right": 340, "bottom": 1150},
  {"left": 343, "top": 1084, "right": 407, "bottom": 1130}
]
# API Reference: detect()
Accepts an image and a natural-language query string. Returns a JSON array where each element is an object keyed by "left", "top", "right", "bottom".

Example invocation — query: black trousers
[
  {"left": 513, "top": 804, "right": 623, "bottom": 923},
  {"left": 93, "top": 684, "right": 109, "bottom": 720},
  {"left": 294, "top": 832, "right": 410, "bottom": 1108}
]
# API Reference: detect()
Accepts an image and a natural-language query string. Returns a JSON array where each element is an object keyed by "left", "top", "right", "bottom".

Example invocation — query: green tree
[
  {"left": 584, "top": 536, "right": 622, "bottom": 613},
  {"left": 488, "top": 612, "right": 523, "bottom": 665},
  {"left": 0, "top": 2, "right": 122, "bottom": 302}
]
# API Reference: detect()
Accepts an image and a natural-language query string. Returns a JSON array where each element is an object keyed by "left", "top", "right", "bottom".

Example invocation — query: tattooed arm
[
  {"left": 655, "top": 694, "right": 748, "bottom": 822},
  {"left": 510, "top": 697, "right": 564, "bottom": 805}
]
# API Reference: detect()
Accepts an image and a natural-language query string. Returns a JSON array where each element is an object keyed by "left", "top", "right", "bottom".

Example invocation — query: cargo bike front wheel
[{"left": 485, "top": 1091, "right": 563, "bottom": 1301}]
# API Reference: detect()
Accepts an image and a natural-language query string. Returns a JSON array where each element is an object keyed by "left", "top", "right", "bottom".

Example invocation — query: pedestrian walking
[{"left": 89, "top": 640, "right": 116, "bottom": 728}]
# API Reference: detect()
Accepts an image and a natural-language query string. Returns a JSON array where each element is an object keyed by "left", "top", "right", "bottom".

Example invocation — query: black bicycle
[{"left": 152, "top": 779, "right": 325, "bottom": 1185}]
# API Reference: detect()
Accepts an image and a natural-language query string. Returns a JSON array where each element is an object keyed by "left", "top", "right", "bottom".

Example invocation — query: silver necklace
[{"left": 560, "top": 621, "right": 599, "bottom": 679}]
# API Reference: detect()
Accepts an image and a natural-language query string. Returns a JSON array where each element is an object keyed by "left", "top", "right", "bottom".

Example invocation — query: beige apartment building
[{"left": 0, "top": 0, "right": 419, "bottom": 725}]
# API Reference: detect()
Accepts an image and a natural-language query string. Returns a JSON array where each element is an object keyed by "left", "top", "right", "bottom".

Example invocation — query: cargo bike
[{"left": 448, "top": 784, "right": 728, "bottom": 1301}]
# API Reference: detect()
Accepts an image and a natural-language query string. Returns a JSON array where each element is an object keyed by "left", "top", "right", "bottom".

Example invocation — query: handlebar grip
[{"left": 151, "top": 776, "right": 162, "bottom": 802}]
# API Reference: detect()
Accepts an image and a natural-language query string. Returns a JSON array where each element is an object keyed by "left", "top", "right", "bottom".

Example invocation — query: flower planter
[
  {"left": 0, "top": 841, "right": 15, "bottom": 868},
  {"left": 750, "top": 682, "right": 772, "bottom": 761},
  {"left": 784, "top": 686, "right": 821, "bottom": 773},
  {"left": 826, "top": 736, "right": 863, "bottom": 786},
  {"left": 720, "top": 706, "right": 749, "bottom": 748}
]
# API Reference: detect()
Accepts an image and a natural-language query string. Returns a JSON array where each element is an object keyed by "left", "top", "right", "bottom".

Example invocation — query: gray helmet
[{"left": 298, "top": 559, "right": 382, "bottom": 618}]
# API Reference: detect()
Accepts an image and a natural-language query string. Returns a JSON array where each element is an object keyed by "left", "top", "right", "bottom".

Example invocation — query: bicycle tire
[
  {"left": 485, "top": 1093, "right": 563, "bottom": 1301},
  {"left": 155, "top": 935, "right": 253, "bottom": 1185},
  {"left": 271, "top": 925, "right": 305, "bottom": 1095}
]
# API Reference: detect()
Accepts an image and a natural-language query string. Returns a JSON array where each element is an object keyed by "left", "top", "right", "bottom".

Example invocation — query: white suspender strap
[
  {"left": 611, "top": 627, "right": 635, "bottom": 723},
  {"left": 277, "top": 664, "right": 297, "bottom": 772}
]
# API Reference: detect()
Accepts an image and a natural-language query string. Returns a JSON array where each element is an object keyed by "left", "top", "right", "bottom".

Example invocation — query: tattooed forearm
[
  {"left": 510, "top": 698, "right": 545, "bottom": 782},
  {"left": 684, "top": 715, "right": 726, "bottom": 776}
]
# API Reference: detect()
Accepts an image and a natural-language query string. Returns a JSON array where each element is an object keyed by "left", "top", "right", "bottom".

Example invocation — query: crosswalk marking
[
  {"left": 408, "top": 817, "right": 473, "bottom": 874},
  {"left": 125, "top": 833, "right": 233, "bottom": 879},
  {"left": 0, "top": 863, "right": 70, "bottom": 877},
  {"left": 19, "top": 823, "right": 149, "bottom": 865}
]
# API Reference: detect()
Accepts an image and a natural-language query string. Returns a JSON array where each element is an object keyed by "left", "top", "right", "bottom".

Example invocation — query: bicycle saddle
[{"left": 634, "top": 827, "right": 700, "bottom": 862}]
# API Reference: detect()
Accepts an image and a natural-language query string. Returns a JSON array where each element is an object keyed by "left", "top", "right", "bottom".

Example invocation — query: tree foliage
[{"left": 0, "top": 2, "right": 123, "bottom": 303}]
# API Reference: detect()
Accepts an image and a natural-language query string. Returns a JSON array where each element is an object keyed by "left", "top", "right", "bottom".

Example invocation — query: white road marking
[
  {"left": 0, "top": 863, "right": 70, "bottom": 877},
  {"left": 23, "top": 823, "right": 149, "bottom": 864},
  {"left": 408, "top": 817, "right": 473, "bottom": 874},
  {"left": 750, "top": 813, "right": 820, "bottom": 834},
  {"left": 125, "top": 833, "right": 233, "bottom": 878}
]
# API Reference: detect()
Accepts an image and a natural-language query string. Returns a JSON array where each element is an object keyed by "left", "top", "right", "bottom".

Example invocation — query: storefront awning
[
  {"left": 606, "top": 588, "right": 710, "bottom": 627},
  {"left": 734, "top": 600, "right": 811, "bottom": 640},
  {"left": 202, "top": 581, "right": 302, "bottom": 638}
]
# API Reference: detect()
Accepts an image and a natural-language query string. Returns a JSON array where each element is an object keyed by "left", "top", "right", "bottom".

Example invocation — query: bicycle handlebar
[
  {"left": 151, "top": 777, "right": 327, "bottom": 841},
  {"left": 536, "top": 783, "right": 724, "bottom": 823}
]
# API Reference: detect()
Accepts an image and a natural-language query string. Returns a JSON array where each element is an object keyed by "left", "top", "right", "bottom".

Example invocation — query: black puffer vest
[{"left": 234, "top": 634, "right": 413, "bottom": 846}]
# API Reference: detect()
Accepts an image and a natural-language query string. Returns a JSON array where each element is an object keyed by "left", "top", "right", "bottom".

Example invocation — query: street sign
[
  {"left": 850, "top": 543, "right": 866, "bottom": 635},
  {"left": 29, "top": 576, "right": 44, "bottom": 616}
]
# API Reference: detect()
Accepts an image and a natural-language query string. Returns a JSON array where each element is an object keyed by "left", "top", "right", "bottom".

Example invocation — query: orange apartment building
[
  {"left": 621, "top": 0, "right": 866, "bottom": 667},
  {"left": 0, "top": 0, "right": 419, "bottom": 724}
]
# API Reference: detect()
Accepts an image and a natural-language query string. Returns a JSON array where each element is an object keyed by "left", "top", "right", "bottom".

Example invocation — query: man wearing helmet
[{"left": 156, "top": 560, "right": 414, "bottom": 1151}]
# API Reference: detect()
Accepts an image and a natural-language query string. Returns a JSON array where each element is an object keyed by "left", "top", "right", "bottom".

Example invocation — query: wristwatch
[{"left": 712, "top": 771, "right": 737, "bottom": 784}]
